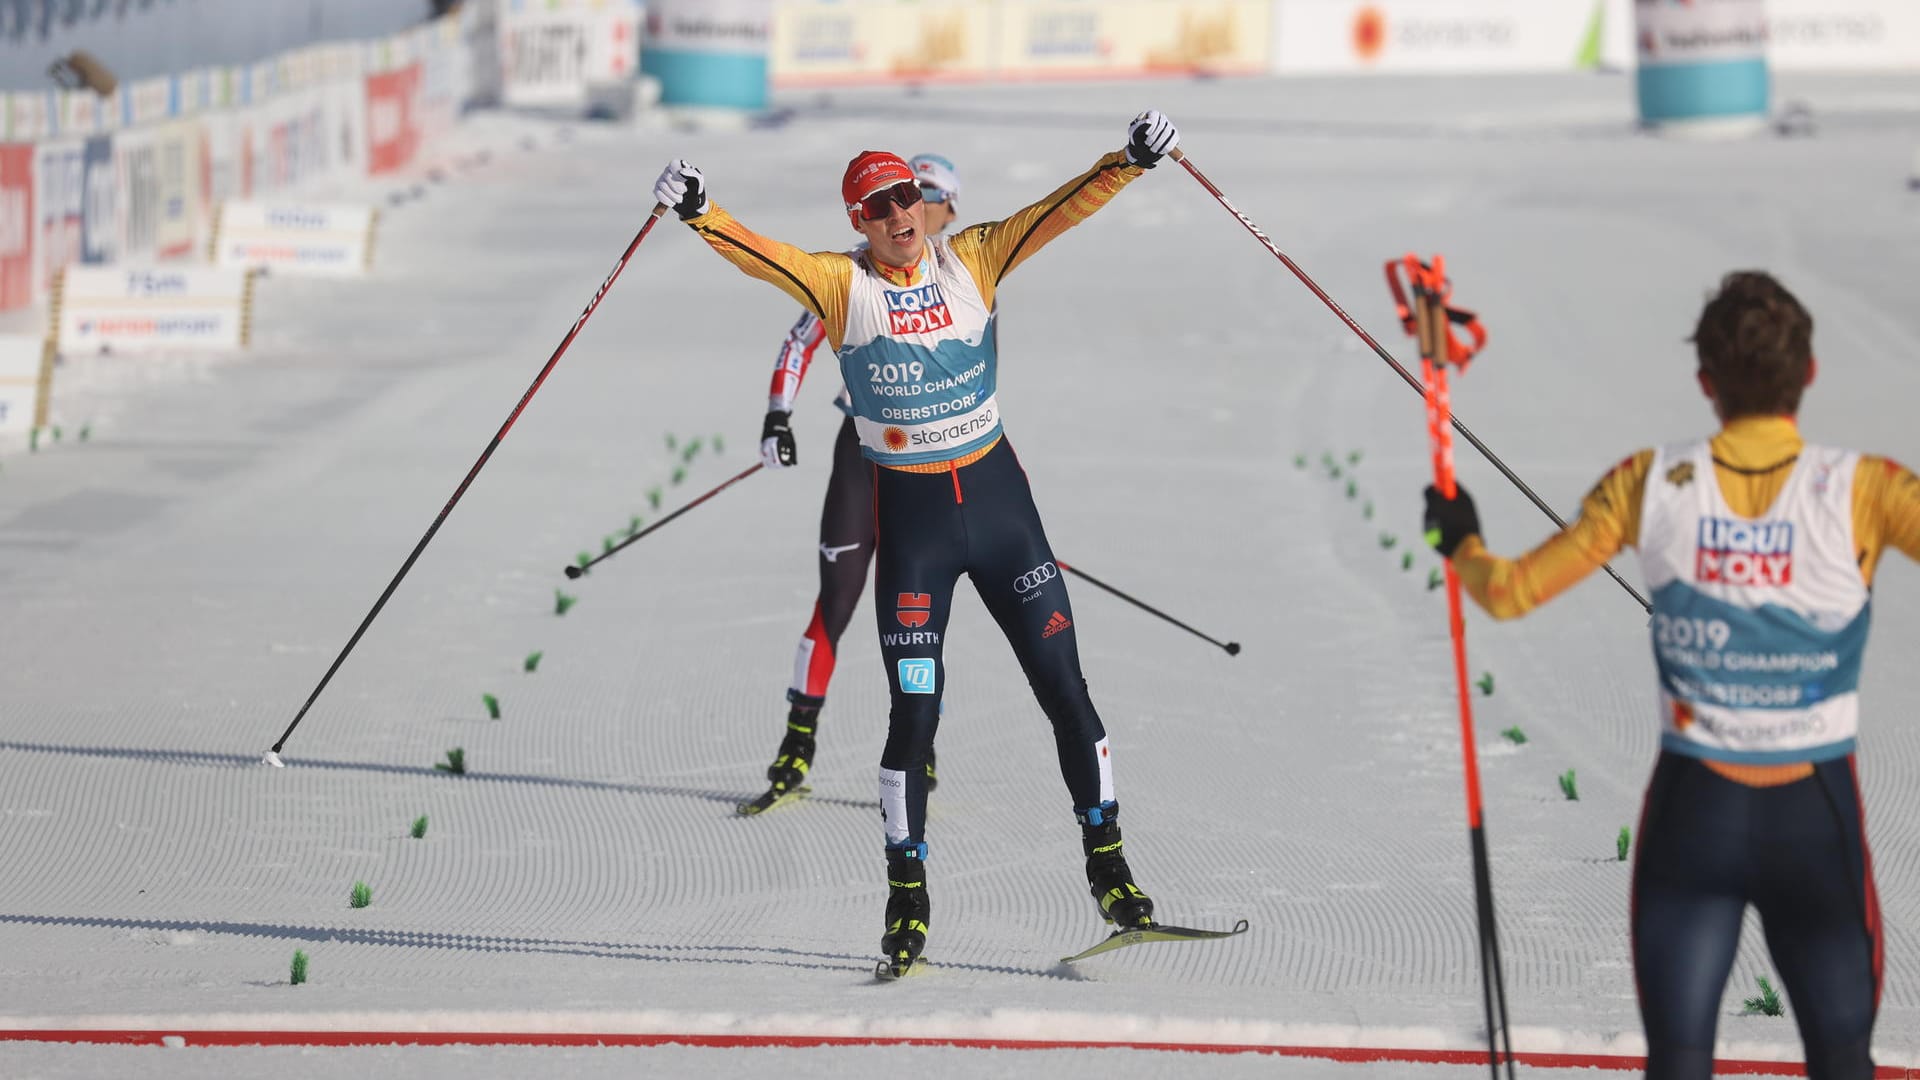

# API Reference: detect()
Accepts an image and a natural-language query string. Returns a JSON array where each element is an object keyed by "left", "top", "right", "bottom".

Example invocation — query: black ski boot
[
  {"left": 765, "top": 696, "right": 822, "bottom": 793},
  {"left": 1080, "top": 802, "right": 1155, "bottom": 929},
  {"left": 880, "top": 845, "right": 930, "bottom": 976}
]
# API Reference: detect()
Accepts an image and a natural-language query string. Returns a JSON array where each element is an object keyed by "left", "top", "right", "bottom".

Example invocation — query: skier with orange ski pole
[{"left": 1420, "top": 270, "right": 1920, "bottom": 1079}]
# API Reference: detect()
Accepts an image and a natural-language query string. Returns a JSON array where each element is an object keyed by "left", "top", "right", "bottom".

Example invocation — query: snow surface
[{"left": 2, "top": 73, "right": 1919, "bottom": 1077}]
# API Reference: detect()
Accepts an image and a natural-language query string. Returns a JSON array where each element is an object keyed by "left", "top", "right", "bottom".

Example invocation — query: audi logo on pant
[{"left": 1015, "top": 562, "right": 1058, "bottom": 594}]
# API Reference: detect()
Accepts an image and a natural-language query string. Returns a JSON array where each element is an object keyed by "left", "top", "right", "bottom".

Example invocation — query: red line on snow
[{"left": 0, "top": 1029, "right": 1913, "bottom": 1074}]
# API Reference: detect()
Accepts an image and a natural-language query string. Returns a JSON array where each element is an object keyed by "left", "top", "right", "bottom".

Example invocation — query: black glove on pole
[{"left": 1424, "top": 483, "right": 1482, "bottom": 558}]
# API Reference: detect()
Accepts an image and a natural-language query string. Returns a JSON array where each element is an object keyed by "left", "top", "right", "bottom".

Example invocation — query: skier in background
[
  {"left": 747, "top": 154, "right": 962, "bottom": 813},
  {"left": 651, "top": 110, "right": 1181, "bottom": 973},
  {"left": 1422, "top": 271, "right": 1920, "bottom": 1079}
]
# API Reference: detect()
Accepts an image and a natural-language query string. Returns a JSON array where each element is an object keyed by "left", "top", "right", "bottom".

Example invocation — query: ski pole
[
  {"left": 264, "top": 205, "right": 672, "bottom": 765},
  {"left": 1167, "top": 148, "right": 1650, "bottom": 615},
  {"left": 1398, "top": 254, "right": 1516, "bottom": 1079},
  {"left": 565, "top": 462, "right": 763, "bottom": 579},
  {"left": 1055, "top": 561, "right": 1241, "bottom": 656}
]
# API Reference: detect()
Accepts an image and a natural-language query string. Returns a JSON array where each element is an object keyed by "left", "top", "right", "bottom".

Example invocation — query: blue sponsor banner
[{"left": 79, "top": 134, "right": 115, "bottom": 266}]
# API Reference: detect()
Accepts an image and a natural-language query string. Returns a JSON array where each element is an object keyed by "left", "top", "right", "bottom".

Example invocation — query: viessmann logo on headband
[{"left": 1695, "top": 517, "right": 1793, "bottom": 586}]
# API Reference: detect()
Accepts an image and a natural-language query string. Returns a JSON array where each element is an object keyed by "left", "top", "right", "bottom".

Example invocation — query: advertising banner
[
  {"left": 0, "top": 334, "right": 49, "bottom": 433},
  {"left": 366, "top": 62, "right": 422, "bottom": 176},
  {"left": 642, "top": 0, "right": 768, "bottom": 109},
  {"left": 213, "top": 202, "right": 377, "bottom": 277},
  {"left": 997, "top": 1, "right": 1269, "bottom": 78},
  {"left": 79, "top": 134, "right": 116, "bottom": 266},
  {"left": 1634, "top": 0, "right": 1769, "bottom": 128},
  {"left": 1769, "top": 0, "right": 1920, "bottom": 72},
  {"left": 0, "top": 144, "right": 31, "bottom": 311},
  {"left": 1272, "top": 0, "right": 1599, "bottom": 74},
  {"left": 115, "top": 126, "right": 162, "bottom": 264},
  {"left": 153, "top": 121, "right": 199, "bottom": 260},
  {"left": 502, "top": 0, "right": 643, "bottom": 108},
  {"left": 770, "top": 1, "right": 995, "bottom": 85},
  {"left": 34, "top": 139, "right": 82, "bottom": 302},
  {"left": 55, "top": 266, "right": 253, "bottom": 354}
]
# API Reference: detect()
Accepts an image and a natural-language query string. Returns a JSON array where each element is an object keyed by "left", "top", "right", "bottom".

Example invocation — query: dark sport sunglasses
[{"left": 856, "top": 180, "right": 922, "bottom": 221}]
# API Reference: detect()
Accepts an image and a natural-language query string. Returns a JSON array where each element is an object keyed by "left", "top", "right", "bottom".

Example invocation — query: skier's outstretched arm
[
  {"left": 949, "top": 110, "right": 1178, "bottom": 306},
  {"left": 1426, "top": 451, "right": 1650, "bottom": 620},
  {"left": 654, "top": 160, "right": 855, "bottom": 348},
  {"left": 1856, "top": 455, "right": 1920, "bottom": 580}
]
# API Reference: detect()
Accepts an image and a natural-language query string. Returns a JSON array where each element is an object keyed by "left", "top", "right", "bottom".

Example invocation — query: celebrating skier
[
  {"left": 746, "top": 154, "right": 963, "bottom": 816},
  {"left": 653, "top": 110, "right": 1181, "bottom": 974},
  {"left": 1421, "top": 271, "right": 1920, "bottom": 1079}
]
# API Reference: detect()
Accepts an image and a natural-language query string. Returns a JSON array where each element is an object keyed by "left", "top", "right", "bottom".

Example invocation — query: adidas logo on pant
[{"left": 1042, "top": 610, "right": 1072, "bottom": 639}]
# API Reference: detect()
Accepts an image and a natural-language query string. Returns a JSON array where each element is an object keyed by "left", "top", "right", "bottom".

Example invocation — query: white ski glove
[
  {"left": 1125, "top": 110, "right": 1179, "bottom": 169},
  {"left": 653, "top": 159, "right": 710, "bottom": 220}
]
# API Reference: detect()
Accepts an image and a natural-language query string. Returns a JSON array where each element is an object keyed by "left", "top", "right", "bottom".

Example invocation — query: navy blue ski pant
[
  {"left": 871, "top": 438, "right": 1107, "bottom": 846},
  {"left": 1633, "top": 752, "right": 1881, "bottom": 1079}
]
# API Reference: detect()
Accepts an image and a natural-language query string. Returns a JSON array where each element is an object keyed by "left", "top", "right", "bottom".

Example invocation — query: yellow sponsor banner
[
  {"left": 996, "top": 1, "right": 1269, "bottom": 78},
  {"left": 771, "top": 0, "right": 1269, "bottom": 86},
  {"left": 771, "top": 1, "right": 996, "bottom": 85}
]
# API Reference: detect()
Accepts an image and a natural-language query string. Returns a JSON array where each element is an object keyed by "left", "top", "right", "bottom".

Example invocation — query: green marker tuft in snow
[
  {"left": 554, "top": 590, "right": 576, "bottom": 616},
  {"left": 713, "top": 433, "right": 725, "bottom": 454},
  {"left": 648, "top": 487, "right": 662, "bottom": 511},
  {"left": 1363, "top": 500, "right": 1374, "bottom": 520},
  {"left": 1379, "top": 533, "right": 1397, "bottom": 550},
  {"left": 671, "top": 466, "right": 686, "bottom": 486},
  {"left": 1559, "top": 769, "right": 1579, "bottom": 801},
  {"left": 1501, "top": 726, "right": 1527, "bottom": 745},
  {"left": 1616, "top": 825, "right": 1631, "bottom": 862},
  {"left": 1347, "top": 450, "right": 1363, "bottom": 466},
  {"left": 1400, "top": 552, "right": 1413, "bottom": 571},
  {"left": 436, "top": 747, "right": 466, "bottom": 775},
  {"left": 290, "top": 950, "right": 308, "bottom": 985},
  {"left": 666, "top": 434, "right": 677, "bottom": 452},
  {"left": 1427, "top": 568, "right": 1444, "bottom": 591},
  {"left": 1345, "top": 480, "right": 1357, "bottom": 500},
  {"left": 1477, "top": 672, "right": 1494, "bottom": 696},
  {"left": 1742, "top": 975, "right": 1784, "bottom": 1017},
  {"left": 1293, "top": 454, "right": 1307, "bottom": 469},
  {"left": 411, "top": 815, "right": 429, "bottom": 839},
  {"left": 523, "top": 651, "right": 543, "bottom": 673},
  {"left": 627, "top": 515, "right": 642, "bottom": 538},
  {"left": 350, "top": 881, "right": 372, "bottom": 909},
  {"left": 483, "top": 693, "right": 500, "bottom": 720}
]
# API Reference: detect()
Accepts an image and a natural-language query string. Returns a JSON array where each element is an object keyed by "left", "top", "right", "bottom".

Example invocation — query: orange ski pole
[{"left": 1394, "top": 254, "right": 1515, "bottom": 1078}]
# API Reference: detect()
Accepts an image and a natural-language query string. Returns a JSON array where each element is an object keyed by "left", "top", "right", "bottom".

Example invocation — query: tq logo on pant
[
  {"left": 897, "top": 657, "right": 936, "bottom": 695},
  {"left": 1015, "top": 561, "right": 1058, "bottom": 594}
]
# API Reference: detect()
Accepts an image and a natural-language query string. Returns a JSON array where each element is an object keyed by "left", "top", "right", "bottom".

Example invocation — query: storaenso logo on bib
[
  {"left": 910, "top": 405, "right": 995, "bottom": 448},
  {"left": 1696, "top": 517, "right": 1793, "bottom": 586},
  {"left": 885, "top": 282, "right": 952, "bottom": 335}
]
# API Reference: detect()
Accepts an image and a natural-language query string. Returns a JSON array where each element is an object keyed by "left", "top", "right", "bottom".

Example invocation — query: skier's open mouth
[{"left": 891, "top": 226, "right": 916, "bottom": 244}]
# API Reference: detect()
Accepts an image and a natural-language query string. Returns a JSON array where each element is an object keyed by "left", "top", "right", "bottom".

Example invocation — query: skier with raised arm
[
  {"left": 1422, "top": 271, "right": 1920, "bottom": 1079},
  {"left": 653, "top": 112, "right": 1181, "bottom": 974},
  {"left": 744, "top": 154, "right": 962, "bottom": 816}
]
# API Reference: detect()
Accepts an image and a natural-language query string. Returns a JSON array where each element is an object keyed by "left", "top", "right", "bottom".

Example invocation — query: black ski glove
[
  {"left": 1423, "top": 483, "right": 1481, "bottom": 559},
  {"left": 1125, "top": 109, "right": 1179, "bottom": 169},
  {"left": 760, "top": 409, "right": 797, "bottom": 469}
]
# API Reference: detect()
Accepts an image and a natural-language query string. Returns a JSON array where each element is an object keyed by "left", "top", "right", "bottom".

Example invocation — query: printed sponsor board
[
  {"left": 0, "top": 334, "right": 49, "bottom": 433},
  {"left": 366, "top": 63, "right": 422, "bottom": 175},
  {"left": 34, "top": 139, "right": 83, "bottom": 303},
  {"left": 771, "top": 0, "right": 995, "bottom": 84},
  {"left": 502, "top": 0, "right": 642, "bottom": 107},
  {"left": 1272, "top": 0, "right": 1598, "bottom": 74},
  {"left": 214, "top": 201, "right": 376, "bottom": 277},
  {"left": 57, "top": 266, "right": 252, "bottom": 353},
  {"left": 80, "top": 134, "right": 116, "bottom": 266},
  {"left": 115, "top": 127, "right": 162, "bottom": 263},
  {"left": 1768, "top": 0, "right": 1920, "bottom": 72},
  {"left": 0, "top": 145, "right": 31, "bottom": 311},
  {"left": 996, "top": 1, "right": 1270, "bottom": 78}
]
